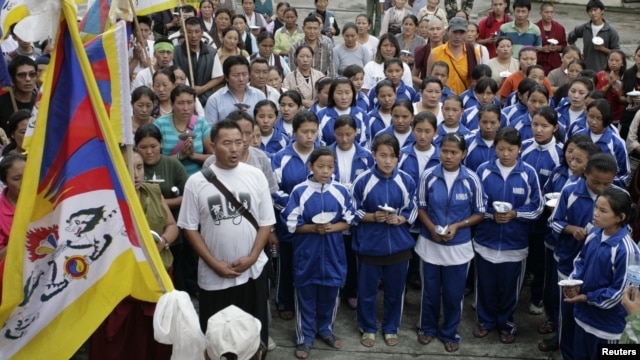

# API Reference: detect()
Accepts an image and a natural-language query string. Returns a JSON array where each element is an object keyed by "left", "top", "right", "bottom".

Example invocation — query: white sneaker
[
  {"left": 529, "top": 302, "right": 544, "bottom": 315},
  {"left": 268, "top": 336, "right": 277, "bottom": 351}
]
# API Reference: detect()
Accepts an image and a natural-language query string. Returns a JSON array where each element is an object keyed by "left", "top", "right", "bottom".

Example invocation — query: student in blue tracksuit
[
  {"left": 460, "top": 64, "right": 497, "bottom": 111},
  {"left": 272, "top": 110, "right": 320, "bottom": 320},
  {"left": 424, "top": 61, "right": 455, "bottom": 103},
  {"left": 308, "top": 77, "right": 332, "bottom": 115},
  {"left": 367, "top": 80, "right": 397, "bottom": 142},
  {"left": 343, "top": 64, "right": 370, "bottom": 112},
  {"left": 282, "top": 147, "right": 355, "bottom": 360},
  {"left": 558, "top": 77, "right": 592, "bottom": 138},
  {"left": 473, "top": 127, "right": 543, "bottom": 344},
  {"left": 367, "top": 58, "right": 416, "bottom": 110},
  {"left": 502, "top": 78, "right": 537, "bottom": 125},
  {"left": 464, "top": 104, "right": 501, "bottom": 172},
  {"left": 416, "top": 133, "right": 486, "bottom": 353},
  {"left": 330, "top": 115, "right": 374, "bottom": 309},
  {"left": 538, "top": 136, "right": 601, "bottom": 352},
  {"left": 460, "top": 78, "right": 500, "bottom": 132},
  {"left": 255, "top": 99, "right": 289, "bottom": 156},
  {"left": 351, "top": 133, "right": 418, "bottom": 348},
  {"left": 550, "top": 153, "right": 618, "bottom": 360},
  {"left": 398, "top": 111, "right": 440, "bottom": 289},
  {"left": 520, "top": 107, "right": 564, "bottom": 317},
  {"left": 412, "top": 77, "right": 444, "bottom": 124},
  {"left": 433, "top": 95, "right": 472, "bottom": 147},
  {"left": 276, "top": 90, "right": 304, "bottom": 138},
  {"left": 575, "top": 99, "right": 630, "bottom": 187},
  {"left": 317, "top": 77, "right": 369, "bottom": 146},
  {"left": 564, "top": 187, "right": 640, "bottom": 359},
  {"left": 509, "top": 85, "right": 552, "bottom": 142},
  {"left": 373, "top": 99, "right": 416, "bottom": 148}
]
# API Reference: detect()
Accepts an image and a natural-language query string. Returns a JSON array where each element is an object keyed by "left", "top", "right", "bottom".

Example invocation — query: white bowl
[
  {"left": 547, "top": 38, "right": 558, "bottom": 45},
  {"left": 592, "top": 37, "right": 604, "bottom": 46},
  {"left": 493, "top": 201, "right": 513, "bottom": 213},
  {"left": 499, "top": 71, "right": 512, "bottom": 78},
  {"left": 627, "top": 90, "right": 640, "bottom": 97},
  {"left": 435, "top": 225, "right": 449, "bottom": 235},
  {"left": 312, "top": 212, "right": 337, "bottom": 224},
  {"left": 558, "top": 279, "right": 583, "bottom": 287},
  {"left": 378, "top": 205, "right": 397, "bottom": 213}
]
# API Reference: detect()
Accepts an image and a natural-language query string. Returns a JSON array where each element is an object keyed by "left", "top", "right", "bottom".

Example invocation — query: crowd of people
[{"left": 2, "top": 0, "right": 640, "bottom": 359}]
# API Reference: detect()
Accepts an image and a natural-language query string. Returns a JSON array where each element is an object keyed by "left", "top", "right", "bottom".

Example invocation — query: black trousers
[{"left": 199, "top": 268, "right": 269, "bottom": 353}]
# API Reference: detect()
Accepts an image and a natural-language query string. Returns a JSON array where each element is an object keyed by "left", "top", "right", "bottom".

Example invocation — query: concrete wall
[{"left": 551, "top": 0, "right": 626, "bottom": 9}]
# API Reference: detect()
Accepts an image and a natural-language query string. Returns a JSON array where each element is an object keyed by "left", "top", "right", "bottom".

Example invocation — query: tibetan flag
[
  {"left": 0, "top": 47, "right": 11, "bottom": 95},
  {"left": 84, "top": 20, "right": 133, "bottom": 144},
  {"left": 1, "top": 0, "right": 60, "bottom": 42},
  {"left": 80, "top": 0, "right": 177, "bottom": 35},
  {"left": 0, "top": 0, "right": 173, "bottom": 358}
]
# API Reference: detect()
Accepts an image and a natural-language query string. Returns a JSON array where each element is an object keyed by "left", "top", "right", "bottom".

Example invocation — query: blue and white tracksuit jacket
[
  {"left": 575, "top": 127, "right": 630, "bottom": 187},
  {"left": 570, "top": 227, "right": 640, "bottom": 339},
  {"left": 274, "top": 117, "right": 293, "bottom": 138},
  {"left": 368, "top": 80, "right": 416, "bottom": 109},
  {"left": 367, "top": 107, "right": 390, "bottom": 144},
  {"left": 317, "top": 106, "right": 369, "bottom": 146},
  {"left": 398, "top": 143, "right": 440, "bottom": 231},
  {"left": 502, "top": 101, "right": 527, "bottom": 125},
  {"left": 432, "top": 123, "right": 473, "bottom": 147},
  {"left": 329, "top": 143, "right": 374, "bottom": 184},
  {"left": 460, "top": 87, "right": 501, "bottom": 111},
  {"left": 464, "top": 132, "right": 496, "bottom": 172},
  {"left": 543, "top": 166, "right": 577, "bottom": 250},
  {"left": 521, "top": 138, "right": 564, "bottom": 192},
  {"left": 474, "top": 159, "right": 544, "bottom": 259},
  {"left": 460, "top": 104, "right": 507, "bottom": 132},
  {"left": 357, "top": 91, "right": 371, "bottom": 112},
  {"left": 350, "top": 166, "right": 418, "bottom": 257},
  {"left": 282, "top": 177, "right": 355, "bottom": 287},
  {"left": 374, "top": 125, "right": 416, "bottom": 148},
  {"left": 556, "top": 103, "right": 585, "bottom": 137},
  {"left": 260, "top": 126, "right": 290, "bottom": 157}
]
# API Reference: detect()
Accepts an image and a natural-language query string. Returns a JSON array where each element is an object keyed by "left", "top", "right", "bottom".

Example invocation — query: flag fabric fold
[
  {"left": 0, "top": 0, "right": 173, "bottom": 358},
  {"left": 80, "top": 0, "right": 178, "bottom": 35}
]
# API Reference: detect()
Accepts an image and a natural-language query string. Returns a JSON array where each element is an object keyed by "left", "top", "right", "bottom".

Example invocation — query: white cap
[{"left": 206, "top": 305, "right": 262, "bottom": 360}]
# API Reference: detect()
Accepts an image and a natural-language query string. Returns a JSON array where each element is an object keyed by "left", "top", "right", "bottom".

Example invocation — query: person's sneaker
[
  {"left": 538, "top": 337, "right": 559, "bottom": 352},
  {"left": 537, "top": 320, "right": 555, "bottom": 335},
  {"left": 268, "top": 336, "right": 277, "bottom": 351},
  {"left": 529, "top": 302, "right": 544, "bottom": 315}
]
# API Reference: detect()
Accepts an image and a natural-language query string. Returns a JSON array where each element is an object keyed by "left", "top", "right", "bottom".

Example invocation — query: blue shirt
[
  {"left": 204, "top": 85, "right": 266, "bottom": 125},
  {"left": 153, "top": 114, "right": 211, "bottom": 176}
]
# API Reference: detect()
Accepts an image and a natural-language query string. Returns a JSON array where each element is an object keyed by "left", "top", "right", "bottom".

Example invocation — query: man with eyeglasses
[{"left": 0, "top": 56, "right": 37, "bottom": 134}]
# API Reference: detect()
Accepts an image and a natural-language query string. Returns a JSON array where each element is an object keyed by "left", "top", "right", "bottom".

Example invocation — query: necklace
[
  {"left": 172, "top": 115, "right": 188, "bottom": 133},
  {"left": 159, "top": 104, "right": 172, "bottom": 115}
]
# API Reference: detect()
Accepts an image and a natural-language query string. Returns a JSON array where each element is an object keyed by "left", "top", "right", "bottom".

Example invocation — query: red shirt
[
  {"left": 478, "top": 12, "right": 511, "bottom": 58},
  {"left": 0, "top": 188, "right": 15, "bottom": 251},
  {"left": 596, "top": 70, "right": 625, "bottom": 120},
  {"left": 535, "top": 20, "right": 567, "bottom": 75}
]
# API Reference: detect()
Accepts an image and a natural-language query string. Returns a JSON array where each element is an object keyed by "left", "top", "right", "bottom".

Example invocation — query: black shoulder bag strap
[{"left": 201, "top": 167, "right": 260, "bottom": 231}]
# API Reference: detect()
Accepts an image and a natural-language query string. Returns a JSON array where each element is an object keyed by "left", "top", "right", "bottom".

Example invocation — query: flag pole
[
  {"left": 177, "top": 1, "right": 196, "bottom": 88},
  {"left": 127, "top": 0, "right": 151, "bottom": 69}
]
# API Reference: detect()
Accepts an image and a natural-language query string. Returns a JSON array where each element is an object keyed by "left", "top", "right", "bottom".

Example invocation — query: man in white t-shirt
[{"left": 178, "top": 120, "right": 276, "bottom": 348}]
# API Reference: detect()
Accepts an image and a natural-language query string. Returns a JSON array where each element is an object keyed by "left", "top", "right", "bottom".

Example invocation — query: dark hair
[
  {"left": 383, "top": 57, "right": 404, "bottom": 74},
  {"left": 578, "top": 70, "right": 598, "bottom": 86},
  {"left": 604, "top": 50, "right": 627, "bottom": 76},
  {"left": 184, "top": 16, "right": 204, "bottom": 30},
  {"left": 328, "top": 77, "right": 356, "bottom": 108},
  {"left": 250, "top": 57, "right": 269, "bottom": 70},
  {"left": 211, "top": 119, "right": 242, "bottom": 142},
  {"left": 573, "top": 140, "right": 601, "bottom": 161},
  {"left": 441, "top": 133, "right": 468, "bottom": 152},
  {"left": 475, "top": 77, "right": 498, "bottom": 94},
  {"left": 421, "top": 76, "right": 443, "bottom": 91},
  {"left": 569, "top": 76, "right": 595, "bottom": 93},
  {"left": 518, "top": 46, "right": 537, "bottom": 59},
  {"left": 0, "top": 152, "right": 26, "bottom": 184},
  {"left": 372, "top": 133, "right": 400, "bottom": 156},
  {"left": 221, "top": 26, "right": 245, "bottom": 49},
  {"left": 215, "top": 8, "right": 233, "bottom": 20},
  {"left": 302, "top": 15, "right": 321, "bottom": 27},
  {"left": 292, "top": 110, "right": 318, "bottom": 132},
  {"left": 8, "top": 55, "right": 37, "bottom": 80},
  {"left": 276, "top": 2, "right": 290, "bottom": 11},
  {"left": 226, "top": 110, "right": 256, "bottom": 125},
  {"left": 2, "top": 109, "right": 30, "bottom": 156},
  {"left": 562, "top": 45, "right": 582, "bottom": 58},
  {"left": 568, "top": 58, "right": 586, "bottom": 71},
  {"left": 562, "top": 133, "right": 593, "bottom": 166},
  {"left": 256, "top": 31, "right": 275, "bottom": 44},
  {"left": 375, "top": 79, "right": 395, "bottom": 94},
  {"left": 598, "top": 187, "right": 639, "bottom": 227},
  {"left": 392, "top": 98, "right": 414, "bottom": 114},
  {"left": 495, "top": 36, "right": 513, "bottom": 48},
  {"left": 587, "top": 90, "right": 606, "bottom": 101},
  {"left": 526, "top": 64, "right": 545, "bottom": 77},
  {"left": 283, "top": 7, "right": 298, "bottom": 17},
  {"left": 532, "top": 106, "right": 562, "bottom": 143},
  {"left": 471, "top": 64, "right": 493, "bottom": 81},
  {"left": 342, "top": 22, "right": 358, "bottom": 34},
  {"left": 375, "top": 34, "right": 400, "bottom": 63},
  {"left": 135, "top": 15, "right": 152, "bottom": 30},
  {"left": 443, "top": 94, "right": 463, "bottom": 109},
  {"left": 135, "top": 123, "right": 163, "bottom": 146},
  {"left": 413, "top": 111, "right": 437, "bottom": 130},
  {"left": 431, "top": 61, "right": 450, "bottom": 75},
  {"left": 131, "top": 86, "right": 156, "bottom": 104},
  {"left": 223, "top": 55, "right": 250, "bottom": 78},
  {"left": 495, "top": 126, "right": 522, "bottom": 147},
  {"left": 342, "top": 64, "right": 364, "bottom": 79},
  {"left": 254, "top": 99, "right": 278, "bottom": 118},
  {"left": 231, "top": 14, "right": 248, "bottom": 26},
  {"left": 586, "top": 153, "right": 618, "bottom": 175},
  {"left": 528, "top": 85, "right": 550, "bottom": 101},
  {"left": 402, "top": 15, "right": 419, "bottom": 27},
  {"left": 279, "top": 90, "right": 303, "bottom": 106},
  {"left": 478, "top": 103, "right": 502, "bottom": 121},
  {"left": 181, "top": 4, "right": 197, "bottom": 13},
  {"left": 586, "top": 0, "right": 605, "bottom": 12},
  {"left": 355, "top": 13, "right": 371, "bottom": 25},
  {"left": 315, "top": 76, "right": 332, "bottom": 93},
  {"left": 153, "top": 68, "right": 176, "bottom": 84},
  {"left": 170, "top": 84, "right": 196, "bottom": 103},
  {"left": 586, "top": 98, "right": 613, "bottom": 127},
  {"left": 513, "top": 0, "right": 532, "bottom": 11},
  {"left": 334, "top": 114, "right": 358, "bottom": 131},
  {"left": 294, "top": 44, "right": 314, "bottom": 59},
  {"left": 539, "top": 1, "right": 554, "bottom": 10},
  {"left": 517, "top": 78, "right": 537, "bottom": 95},
  {"left": 309, "top": 146, "right": 335, "bottom": 164}
]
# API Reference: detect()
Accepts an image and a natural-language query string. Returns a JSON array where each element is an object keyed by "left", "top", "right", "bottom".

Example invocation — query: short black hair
[
  {"left": 8, "top": 55, "right": 37, "bottom": 80},
  {"left": 135, "top": 123, "right": 163, "bottom": 146},
  {"left": 184, "top": 16, "right": 203, "bottom": 30},
  {"left": 513, "top": 0, "right": 531, "bottom": 11},
  {"left": 586, "top": 0, "right": 605, "bottom": 12},
  {"left": 170, "top": 84, "right": 196, "bottom": 103},
  {"left": 372, "top": 133, "right": 400, "bottom": 156},
  {"left": 495, "top": 126, "right": 522, "bottom": 147},
  {"left": 210, "top": 119, "right": 241, "bottom": 142},
  {"left": 223, "top": 55, "right": 250, "bottom": 78},
  {"left": 309, "top": 146, "right": 335, "bottom": 164},
  {"left": 0, "top": 152, "right": 26, "bottom": 184}
]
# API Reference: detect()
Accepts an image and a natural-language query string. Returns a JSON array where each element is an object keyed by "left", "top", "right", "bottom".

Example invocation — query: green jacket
[{"left": 620, "top": 311, "right": 640, "bottom": 344}]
